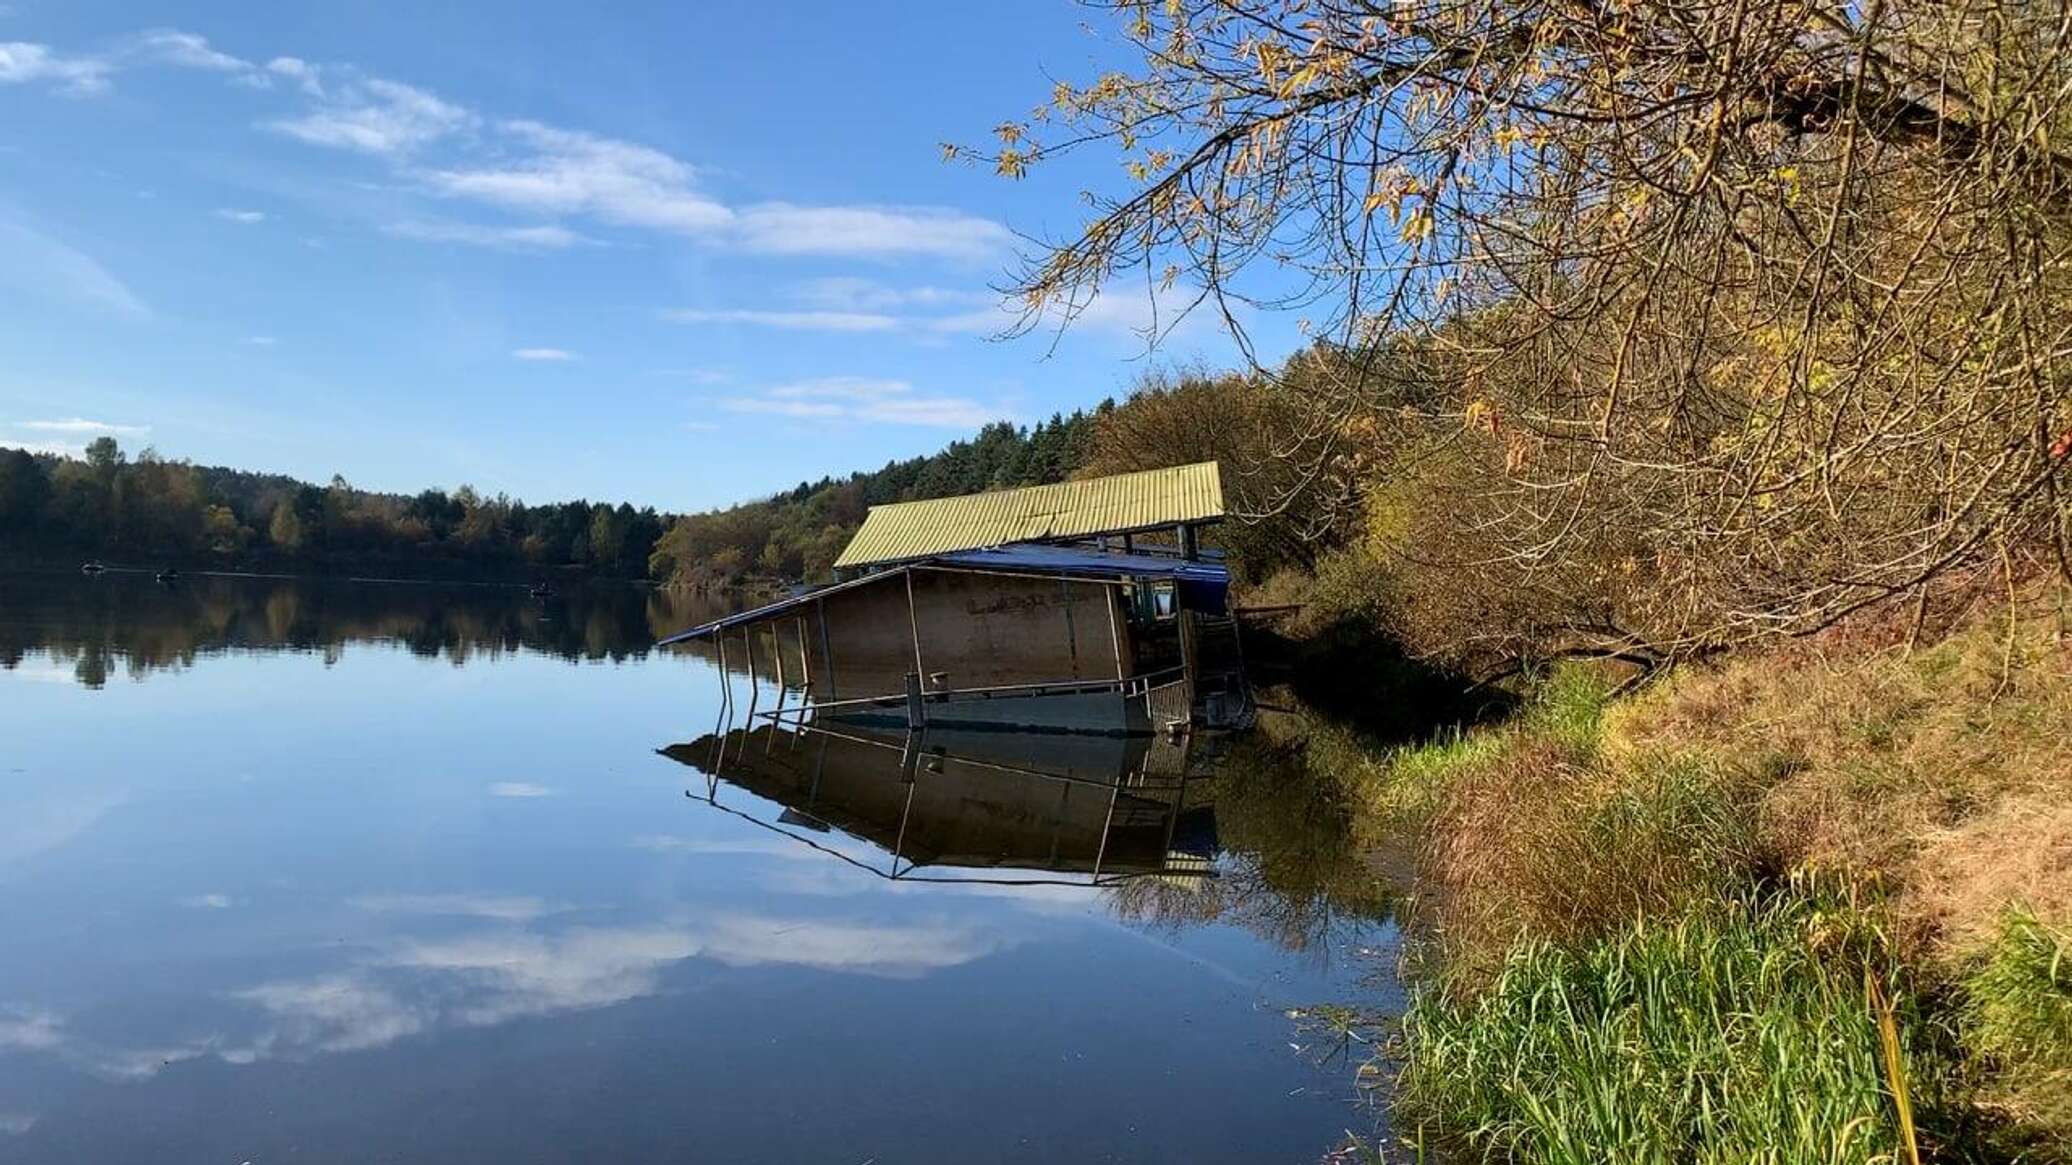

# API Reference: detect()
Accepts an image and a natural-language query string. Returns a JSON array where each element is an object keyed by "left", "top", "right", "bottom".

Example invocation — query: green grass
[
  {"left": 1394, "top": 887, "right": 1945, "bottom": 1165},
  {"left": 1961, "top": 909, "right": 2072, "bottom": 1157}
]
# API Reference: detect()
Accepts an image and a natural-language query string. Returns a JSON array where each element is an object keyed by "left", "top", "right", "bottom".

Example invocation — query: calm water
[{"left": 0, "top": 571, "right": 1395, "bottom": 1163}]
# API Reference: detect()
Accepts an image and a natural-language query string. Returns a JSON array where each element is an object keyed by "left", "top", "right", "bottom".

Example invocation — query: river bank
[{"left": 1278, "top": 591, "right": 2071, "bottom": 1162}]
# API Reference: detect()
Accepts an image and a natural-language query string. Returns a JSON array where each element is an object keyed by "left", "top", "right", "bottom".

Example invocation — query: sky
[{"left": 0, "top": 1, "right": 1293, "bottom": 512}]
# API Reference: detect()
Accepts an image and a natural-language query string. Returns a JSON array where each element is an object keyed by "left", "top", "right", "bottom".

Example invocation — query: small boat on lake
[
  {"left": 155, "top": 567, "right": 182, "bottom": 584},
  {"left": 80, "top": 560, "right": 106, "bottom": 575},
  {"left": 527, "top": 581, "right": 555, "bottom": 598}
]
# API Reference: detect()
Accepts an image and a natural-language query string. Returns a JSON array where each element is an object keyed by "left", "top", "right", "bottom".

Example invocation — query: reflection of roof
[
  {"left": 833, "top": 461, "right": 1223, "bottom": 569},
  {"left": 656, "top": 546, "right": 1230, "bottom": 645}
]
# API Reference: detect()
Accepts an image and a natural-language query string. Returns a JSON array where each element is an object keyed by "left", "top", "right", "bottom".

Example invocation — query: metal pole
[
  {"left": 742, "top": 627, "right": 760, "bottom": 722},
  {"left": 1090, "top": 780, "right": 1122, "bottom": 879},
  {"left": 795, "top": 614, "right": 811, "bottom": 696},
  {"left": 815, "top": 598, "right": 837, "bottom": 706},
  {"left": 716, "top": 635, "right": 732, "bottom": 715},
  {"left": 903, "top": 569, "right": 924, "bottom": 677}
]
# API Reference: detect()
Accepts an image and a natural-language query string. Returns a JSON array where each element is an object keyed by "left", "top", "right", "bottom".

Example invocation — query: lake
[{"left": 0, "top": 570, "right": 1396, "bottom": 1163}]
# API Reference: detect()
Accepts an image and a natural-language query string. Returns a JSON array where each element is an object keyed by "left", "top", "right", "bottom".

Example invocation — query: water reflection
[
  {"left": 0, "top": 569, "right": 737, "bottom": 687},
  {"left": 666, "top": 711, "right": 1399, "bottom": 960},
  {"left": 664, "top": 722, "right": 1218, "bottom": 884},
  {"left": 0, "top": 571, "right": 1399, "bottom": 1162}
]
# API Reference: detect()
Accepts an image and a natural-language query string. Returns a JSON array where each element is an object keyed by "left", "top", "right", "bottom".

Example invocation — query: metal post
[
  {"left": 903, "top": 569, "right": 925, "bottom": 677},
  {"left": 815, "top": 598, "right": 837, "bottom": 706},
  {"left": 904, "top": 672, "right": 925, "bottom": 731},
  {"left": 741, "top": 627, "right": 760, "bottom": 722},
  {"left": 1105, "top": 584, "right": 1126, "bottom": 680},
  {"left": 794, "top": 614, "right": 811, "bottom": 696},
  {"left": 1091, "top": 779, "right": 1122, "bottom": 879},
  {"left": 716, "top": 635, "right": 732, "bottom": 715}
]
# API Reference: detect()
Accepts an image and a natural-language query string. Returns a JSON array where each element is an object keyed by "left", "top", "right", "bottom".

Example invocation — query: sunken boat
[{"left": 660, "top": 462, "right": 1250, "bottom": 736}]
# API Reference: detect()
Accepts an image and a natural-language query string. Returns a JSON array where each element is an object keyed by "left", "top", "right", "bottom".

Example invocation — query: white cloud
[
  {"left": 0, "top": 1113, "right": 37, "bottom": 1136},
  {"left": 650, "top": 367, "right": 731, "bottom": 384},
  {"left": 0, "top": 215, "right": 150, "bottom": 318},
  {"left": 265, "top": 56, "right": 321, "bottom": 96},
  {"left": 0, "top": 1006, "right": 61, "bottom": 1051},
  {"left": 269, "top": 75, "right": 475, "bottom": 156},
  {"left": 0, "top": 440, "right": 80, "bottom": 457},
  {"left": 668, "top": 279, "right": 1011, "bottom": 336},
  {"left": 734, "top": 204, "right": 1011, "bottom": 261},
  {"left": 10, "top": 34, "right": 1011, "bottom": 261},
  {"left": 133, "top": 29, "right": 252, "bottom": 75},
  {"left": 422, "top": 119, "right": 732, "bottom": 234},
  {"left": 348, "top": 893, "right": 566, "bottom": 923},
  {"left": 15, "top": 418, "right": 148, "bottom": 435},
  {"left": 177, "top": 893, "right": 233, "bottom": 909},
  {"left": 511, "top": 348, "right": 575, "bottom": 362},
  {"left": 215, "top": 207, "right": 266, "bottom": 224},
  {"left": 662, "top": 307, "right": 899, "bottom": 333},
  {"left": 488, "top": 781, "right": 552, "bottom": 797},
  {"left": 724, "top": 377, "right": 1003, "bottom": 429},
  {"left": 0, "top": 42, "right": 112, "bottom": 95},
  {"left": 244, "top": 335, "right": 276, "bottom": 346},
  {"left": 790, "top": 277, "right": 980, "bottom": 312},
  {"left": 236, "top": 974, "right": 426, "bottom": 1054},
  {"left": 381, "top": 219, "right": 589, "bottom": 250}
]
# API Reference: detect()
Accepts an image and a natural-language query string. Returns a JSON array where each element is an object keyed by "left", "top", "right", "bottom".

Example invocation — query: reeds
[{"left": 1394, "top": 889, "right": 1937, "bottom": 1165}]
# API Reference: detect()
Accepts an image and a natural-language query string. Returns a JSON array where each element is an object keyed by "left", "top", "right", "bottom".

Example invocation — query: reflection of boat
[
  {"left": 80, "top": 560, "right": 106, "bottom": 575},
  {"left": 659, "top": 721, "right": 1217, "bottom": 885},
  {"left": 155, "top": 566, "right": 181, "bottom": 584}
]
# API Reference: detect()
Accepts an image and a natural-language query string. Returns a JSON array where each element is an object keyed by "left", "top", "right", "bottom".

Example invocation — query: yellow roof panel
[{"left": 834, "top": 461, "right": 1224, "bottom": 569}]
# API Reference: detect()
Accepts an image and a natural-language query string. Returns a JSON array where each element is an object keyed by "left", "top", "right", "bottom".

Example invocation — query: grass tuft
[{"left": 1961, "top": 908, "right": 2072, "bottom": 1157}]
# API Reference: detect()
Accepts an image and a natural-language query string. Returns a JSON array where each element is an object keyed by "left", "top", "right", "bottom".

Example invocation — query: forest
[{"left": 0, "top": 410, "right": 1106, "bottom": 584}]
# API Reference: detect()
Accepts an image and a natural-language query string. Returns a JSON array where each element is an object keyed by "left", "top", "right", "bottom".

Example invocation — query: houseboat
[{"left": 660, "top": 461, "right": 1248, "bottom": 735}]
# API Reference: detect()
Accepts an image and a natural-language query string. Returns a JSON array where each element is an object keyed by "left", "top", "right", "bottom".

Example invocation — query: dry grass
[
  {"left": 1373, "top": 590, "right": 2072, "bottom": 1155},
  {"left": 1611, "top": 590, "right": 2072, "bottom": 957}
]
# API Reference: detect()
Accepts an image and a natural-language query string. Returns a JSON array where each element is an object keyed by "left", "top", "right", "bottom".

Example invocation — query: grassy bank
[{"left": 1326, "top": 594, "right": 2072, "bottom": 1161}]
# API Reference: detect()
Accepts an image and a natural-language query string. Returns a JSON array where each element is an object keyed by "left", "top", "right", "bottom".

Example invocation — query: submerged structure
[{"left": 660, "top": 462, "right": 1249, "bottom": 735}]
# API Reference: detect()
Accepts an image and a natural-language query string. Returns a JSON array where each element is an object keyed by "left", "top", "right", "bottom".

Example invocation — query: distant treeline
[
  {"left": 0, "top": 409, "right": 1111, "bottom": 585},
  {"left": 0, "top": 437, "right": 667, "bottom": 581}
]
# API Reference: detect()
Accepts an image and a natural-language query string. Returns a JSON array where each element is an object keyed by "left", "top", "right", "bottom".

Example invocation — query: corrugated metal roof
[{"left": 833, "top": 461, "right": 1223, "bottom": 570}]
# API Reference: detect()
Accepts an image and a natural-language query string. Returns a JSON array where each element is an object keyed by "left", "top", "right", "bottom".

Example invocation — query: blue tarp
[
  {"left": 656, "top": 545, "right": 1231, "bottom": 646},
  {"left": 930, "top": 544, "right": 1229, "bottom": 584}
]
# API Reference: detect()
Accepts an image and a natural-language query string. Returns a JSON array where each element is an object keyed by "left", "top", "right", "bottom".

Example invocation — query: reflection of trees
[
  {"left": 1108, "top": 715, "right": 1401, "bottom": 955},
  {"left": 0, "top": 573, "right": 740, "bottom": 688}
]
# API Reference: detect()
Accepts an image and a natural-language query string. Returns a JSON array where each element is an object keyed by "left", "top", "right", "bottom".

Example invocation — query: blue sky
[{"left": 0, "top": 1, "right": 1289, "bottom": 512}]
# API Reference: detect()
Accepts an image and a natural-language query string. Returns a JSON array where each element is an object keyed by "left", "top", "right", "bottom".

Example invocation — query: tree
[
  {"left": 268, "top": 500, "right": 304, "bottom": 553},
  {"left": 966, "top": 0, "right": 2072, "bottom": 657},
  {"left": 84, "top": 436, "right": 122, "bottom": 473},
  {"left": 0, "top": 449, "right": 51, "bottom": 536}
]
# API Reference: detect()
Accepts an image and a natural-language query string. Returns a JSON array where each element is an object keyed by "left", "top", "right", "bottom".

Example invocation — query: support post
[
  {"left": 815, "top": 598, "right": 837, "bottom": 705},
  {"left": 904, "top": 671, "right": 925, "bottom": 732},
  {"left": 903, "top": 569, "right": 924, "bottom": 677}
]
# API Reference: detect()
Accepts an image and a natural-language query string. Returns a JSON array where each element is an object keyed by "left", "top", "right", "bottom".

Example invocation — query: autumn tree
[{"left": 966, "top": 0, "right": 2072, "bottom": 659}]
